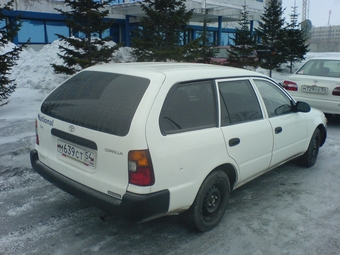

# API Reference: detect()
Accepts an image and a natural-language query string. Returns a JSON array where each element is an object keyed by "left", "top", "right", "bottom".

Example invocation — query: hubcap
[{"left": 203, "top": 185, "right": 221, "bottom": 216}]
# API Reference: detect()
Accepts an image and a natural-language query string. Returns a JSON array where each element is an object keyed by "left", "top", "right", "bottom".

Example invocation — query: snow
[
  {"left": 0, "top": 40, "right": 339, "bottom": 255},
  {"left": 0, "top": 40, "right": 338, "bottom": 156},
  {"left": 0, "top": 41, "right": 335, "bottom": 180},
  {"left": 1, "top": 40, "right": 135, "bottom": 119},
  {"left": 0, "top": 40, "right": 135, "bottom": 171}
]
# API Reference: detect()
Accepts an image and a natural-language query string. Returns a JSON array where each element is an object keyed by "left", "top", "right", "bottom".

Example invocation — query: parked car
[
  {"left": 30, "top": 63, "right": 327, "bottom": 232},
  {"left": 209, "top": 46, "right": 230, "bottom": 65},
  {"left": 208, "top": 46, "right": 258, "bottom": 66},
  {"left": 283, "top": 57, "right": 340, "bottom": 115}
]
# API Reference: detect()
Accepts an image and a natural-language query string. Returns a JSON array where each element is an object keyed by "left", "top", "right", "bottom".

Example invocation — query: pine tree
[
  {"left": 52, "top": 0, "right": 119, "bottom": 75},
  {"left": 227, "top": 4, "right": 258, "bottom": 69},
  {"left": 0, "top": 0, "right": 24, "bottom": 106},
  {"left": 255, "top": 0, "right": 287, "bottom": 77},
  {"left": 132, "top": 0, "right": 199, "bottom": 62},
  {"left": 196, "top": 11, "right": 218, "bottom": 63},
  {"left": 285, "top": 5, "right": 309, "bottom": 73}
]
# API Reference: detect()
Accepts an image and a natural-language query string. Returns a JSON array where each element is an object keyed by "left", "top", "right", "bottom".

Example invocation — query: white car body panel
[
  {"left": 267, "top": 112, "right": 308, "bottom": 167},
  {"left": 221, "top": 119, "right": 273, "bottom": 186},
  {"left": 31, "top": 62, "right": 327, "bottom": 223}
]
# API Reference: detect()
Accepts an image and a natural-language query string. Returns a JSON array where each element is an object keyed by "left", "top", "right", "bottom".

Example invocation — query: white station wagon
[{"left": 30, "top": 63, "right": 327, "bottom": 231}]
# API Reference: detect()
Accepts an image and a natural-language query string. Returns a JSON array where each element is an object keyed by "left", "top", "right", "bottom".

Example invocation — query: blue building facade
[{"left": 1, "top": 0, "right": 263, "bottom": 48}]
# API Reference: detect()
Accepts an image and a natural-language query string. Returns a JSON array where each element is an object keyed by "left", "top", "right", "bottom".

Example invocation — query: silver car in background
[{"left": 283, "top": 58, "right": 340, "bottom": 115}]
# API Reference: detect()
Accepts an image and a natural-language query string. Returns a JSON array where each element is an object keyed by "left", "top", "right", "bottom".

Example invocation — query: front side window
[
  {"left": 253, "top": 79, "right": 293, "bottom": 118},
  {"left": 218, "top": 79, "right": 262, "bottom": 125},
  {"left": 160, "top": 81, "right": 217, "bottom": 134},
  {"left": 41, "top": 71, "right": 150, "bottom": 136}
]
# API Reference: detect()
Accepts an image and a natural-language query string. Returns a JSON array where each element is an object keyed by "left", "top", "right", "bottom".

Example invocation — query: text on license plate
[
  {"left": 301, "top": 85, "right": 328, "bottom": 94},
  {"left": 57, "top": 140, "right": 95, "bottom": 168}
]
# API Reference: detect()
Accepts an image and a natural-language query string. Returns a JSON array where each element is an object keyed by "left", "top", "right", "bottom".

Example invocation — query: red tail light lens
[
  {"left": 128, "top": 150, "right": 155, "bottom": 186},
  {"left": 283, "top": 80, "right": 298, "bottom": 91},
  {"left": 332, "top": 86, "right": 340, "bottom": 96},
  {"left": 35, "top": 119, "right": 39, "bottom": 145}
]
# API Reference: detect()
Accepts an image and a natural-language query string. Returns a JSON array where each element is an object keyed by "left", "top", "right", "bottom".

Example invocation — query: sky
[{"left": 282, "top": 0, "right": 340, "bottom": 27}]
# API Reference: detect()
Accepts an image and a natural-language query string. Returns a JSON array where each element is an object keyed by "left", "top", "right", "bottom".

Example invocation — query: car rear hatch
[{"left": 36, "top": 70, "right": 152, "bottom": 200}]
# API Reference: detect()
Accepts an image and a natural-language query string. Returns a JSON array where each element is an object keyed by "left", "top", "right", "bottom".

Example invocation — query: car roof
[{"left": 85, "top": 62, "right": 265, "bottom": 81}]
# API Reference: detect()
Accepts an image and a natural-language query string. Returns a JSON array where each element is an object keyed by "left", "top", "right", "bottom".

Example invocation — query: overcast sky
[{"left": 281, "top": 0, "right": 340, "bottom": 27}]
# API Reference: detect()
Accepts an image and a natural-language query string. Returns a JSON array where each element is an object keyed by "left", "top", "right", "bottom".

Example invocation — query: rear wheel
[
  {"left": 299, "top": 128, "right": 320, "bottom": 167},
  {"left": 188, "top": 170, "right": 230, "bottom": 232}
]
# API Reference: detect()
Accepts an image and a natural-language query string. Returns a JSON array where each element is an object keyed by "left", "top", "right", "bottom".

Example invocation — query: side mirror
[{"left": 295, "top": 101, "right": 311, "bottom": 113}]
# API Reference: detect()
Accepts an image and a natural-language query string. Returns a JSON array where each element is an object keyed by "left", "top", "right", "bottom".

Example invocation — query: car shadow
[{"left": 326, "top": 114, "right": 340, "bottom": 127}]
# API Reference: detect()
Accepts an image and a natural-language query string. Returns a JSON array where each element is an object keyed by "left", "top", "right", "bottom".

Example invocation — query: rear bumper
[{"left": 30, "top": 149, "right": 170, "bottom": 222}]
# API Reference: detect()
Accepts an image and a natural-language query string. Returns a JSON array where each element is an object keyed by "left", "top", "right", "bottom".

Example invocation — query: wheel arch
[
  {"left": 317, "top": 124, "right": 327, "bottom": 147},
  {"left": 213, "top": 163, "right": 238, "bottom": 191}
]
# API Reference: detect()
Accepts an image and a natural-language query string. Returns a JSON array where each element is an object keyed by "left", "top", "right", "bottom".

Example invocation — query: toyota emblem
[{"left": 69, "top": 125, "right": 75, "bottom": 133}]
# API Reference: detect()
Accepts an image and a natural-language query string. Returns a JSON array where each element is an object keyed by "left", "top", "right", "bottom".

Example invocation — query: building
[
  {"left": 0, "top": 0, "right": 266, "bottom": 50},
  {"left": 308, "top": 25, "right": 340, "bottom": 52},
  {"left": 310, "top": 25, "right": 340, "bottom": 42}
]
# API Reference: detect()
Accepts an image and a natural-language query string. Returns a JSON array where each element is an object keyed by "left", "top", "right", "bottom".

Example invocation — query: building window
[
  {"left": 19, "top": 19, "right": 45, "bottom": 43},
  {"left": 46, "top": 21, "right": 69, "bottom": 43}
]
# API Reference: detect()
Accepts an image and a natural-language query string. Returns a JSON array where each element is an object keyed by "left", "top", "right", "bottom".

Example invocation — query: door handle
[
  {"left": 275, "top": 127, "right": 283, "bottom": 134},
  {"left": 229, "top": 138, "right": 240, "bottom": 147}
]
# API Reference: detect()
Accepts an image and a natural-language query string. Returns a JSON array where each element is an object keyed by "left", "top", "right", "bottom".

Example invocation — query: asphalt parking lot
[{"left": 0, "top": 116, "right": 339, "bottom": 255}]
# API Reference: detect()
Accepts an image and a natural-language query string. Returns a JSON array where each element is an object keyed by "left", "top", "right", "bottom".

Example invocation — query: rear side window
[
  {"left": 218, "top": 79, "right": 262, "bottom": 125},
  {"left": 160, "top": 81, "right": 217, "bottom": 134},
  {"left": 41, "top": 71, "right": 150, "bottom": 136}
]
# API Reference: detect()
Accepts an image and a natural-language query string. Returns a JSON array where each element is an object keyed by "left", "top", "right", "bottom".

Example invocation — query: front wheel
[
  {"left": 299, "top": 128, "right": 320, "bottom": 167},
  {"left": 188, "top": 170, "right": 230, "bottom": 232}
]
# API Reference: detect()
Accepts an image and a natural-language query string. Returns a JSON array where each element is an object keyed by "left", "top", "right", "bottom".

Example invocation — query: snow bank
[
  {"left": 10, "top": 41, "right": 67, "bottom": 92},
  {"left": 0, "top": 41, "right": 18, "bottom": 55},
  {"left": 9, "top": 40, "right": 136, "bottom": 92},
  {"left": 8, "top": 39, "right": 340, "bottom": 93}
]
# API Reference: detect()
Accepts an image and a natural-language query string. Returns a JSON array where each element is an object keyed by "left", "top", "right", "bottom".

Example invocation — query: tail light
[
  {"left": 35, "top": 119, "right": 39, "bottom": 145},
  {"left": 283, "top": 80, "right": 298, "bottom": 91},
  {"left": 128, "top": 150, "right": 155, "bottom": 186},
  {"left": 332, "top": 86, "right": 340, "bottom": 96}
]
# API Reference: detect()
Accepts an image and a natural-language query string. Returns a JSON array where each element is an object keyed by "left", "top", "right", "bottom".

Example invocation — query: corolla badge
[{"left": 69, "top": 125, "right": 75, "bottom": 133}]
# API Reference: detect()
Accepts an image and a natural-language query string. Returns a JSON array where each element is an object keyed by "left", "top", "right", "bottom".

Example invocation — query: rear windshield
[
  {"left": 296, "top": 59, "right": 340, "bottom": 78},
  {"left": 41, "top": 71, "right": 150, "bottom": 136}
]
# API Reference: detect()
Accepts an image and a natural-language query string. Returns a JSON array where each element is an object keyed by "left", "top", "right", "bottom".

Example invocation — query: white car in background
[{"left": 283, "top": 58, "right": 340, "bottom": 115}]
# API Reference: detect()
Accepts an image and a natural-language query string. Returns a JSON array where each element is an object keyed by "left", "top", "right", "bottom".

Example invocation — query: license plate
[
  {"left": 57, "top": 140, "right": 95, "bottom": 168},
  {"left": 301, "top": 85, "right": 328, "bottom": 94}
]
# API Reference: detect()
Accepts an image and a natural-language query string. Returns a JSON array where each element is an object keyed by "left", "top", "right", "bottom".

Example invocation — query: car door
[
  {"left": 218, "top": 79, "right": 273, "bottom": 186},
  {"left": 147, "top": 80, "right": 229, "bottom": 210},
  {"left": 252, "top": 78, "right": 308, "bottom": 167}
]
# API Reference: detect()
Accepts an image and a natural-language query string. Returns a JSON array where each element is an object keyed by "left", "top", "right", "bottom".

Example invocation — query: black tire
[
  {"left": 299, "top": 128, "right": 320, "bottom": 167},
  {"left": 188, "top": 170, "right": 230, "bottom": 232}
]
